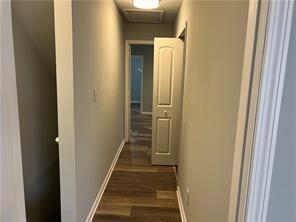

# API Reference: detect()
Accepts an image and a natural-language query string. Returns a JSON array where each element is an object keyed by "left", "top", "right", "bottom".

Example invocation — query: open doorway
[
  {"left": 11, "top": 1, "right": 60, "bottom": 221},
  {"left": 125, "top": 37, "right": 186, "bottom": 166},
  {"left": 125, "top": 41, "right": 154, "bottom": 141},
  {"left": 129, "top": 44, "right": 154, "bottom": 149}
]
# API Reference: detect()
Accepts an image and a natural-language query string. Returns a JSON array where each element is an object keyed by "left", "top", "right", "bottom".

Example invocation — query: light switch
[
  {"left": 93, "top": 88, "right": 97, "bottom": 102},
  {"left": 186, "top": 187, "right": 190, "bottom": 206}
]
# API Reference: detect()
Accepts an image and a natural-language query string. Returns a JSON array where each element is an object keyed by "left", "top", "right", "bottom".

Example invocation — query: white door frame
[
  {"left": 54, "top": 1, "right": 77, "bottom": 221},
  {"left": 228, "top": 0, "right": 295, "bottom": 221},
  {"left": 130, "top": 55, "right": 144, "bottom": 113},
  {"left": 246, "top": 1, "right": 294, "bottom": 221},
  {"left": 125, "top": 40, "right": 154, "bottom": 141},
  {"left": 228, "top": 0, "right": 268, "bottom": 220}
]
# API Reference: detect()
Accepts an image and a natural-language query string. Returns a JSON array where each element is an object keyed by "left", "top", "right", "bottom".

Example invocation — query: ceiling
[
  {"left": 10, "top": 0, "right": 182, "bottom": 74},
  {"left": 11, "top": 0, "right": 56, "bottom": 74},
  {"left": 114, "top": 0, "right": 182, "bottom": 24}
]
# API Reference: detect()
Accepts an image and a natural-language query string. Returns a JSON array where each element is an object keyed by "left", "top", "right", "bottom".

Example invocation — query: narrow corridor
[{"left": 92, "top": 104, "right": 181, "bottom": 221}]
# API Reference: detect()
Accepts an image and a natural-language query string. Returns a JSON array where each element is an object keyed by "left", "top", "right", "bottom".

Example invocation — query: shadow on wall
[{"left": 11, "top": 0, "right": 61, "bottom": 221}]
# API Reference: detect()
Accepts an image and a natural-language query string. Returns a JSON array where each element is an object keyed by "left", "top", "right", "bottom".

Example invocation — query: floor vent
[{"left": 123, "top": 9, "right": 164, "bottom": 24}]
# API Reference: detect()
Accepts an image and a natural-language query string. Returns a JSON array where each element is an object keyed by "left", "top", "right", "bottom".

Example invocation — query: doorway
[
  {"left": 125, "top": 41, "right": 154, "bottom": 141},
  {"left": 125, "top": 37, "right": 186, "bottom": 166},
  {"left": 11, "top": 1, "right": 60, "bottom": 221},
  {"left": 129, "top": 44, "right": 154, "bottom": 149}
]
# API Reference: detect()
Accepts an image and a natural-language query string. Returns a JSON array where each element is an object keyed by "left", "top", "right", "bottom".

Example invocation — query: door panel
[
  {"left": 156, "top": 118, "right": 171, "bottom": 154},
  {"left": 158, "top": 47, "right": 174, "bottom": 105},
  {"left": 152, "top": 38, "right": 184, "bottom": 165}
]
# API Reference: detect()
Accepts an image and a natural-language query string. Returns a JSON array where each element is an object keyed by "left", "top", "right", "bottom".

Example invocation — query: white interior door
[{"left": 152, "top": 38, "right": 184, "bottom": 165}]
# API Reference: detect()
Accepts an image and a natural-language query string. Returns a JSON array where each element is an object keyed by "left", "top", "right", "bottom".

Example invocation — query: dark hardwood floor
[{"left": 93, "top": 103, "right": 181, "bottom": 222}]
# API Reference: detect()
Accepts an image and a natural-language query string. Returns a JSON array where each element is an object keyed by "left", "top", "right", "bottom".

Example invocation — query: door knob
[{"left": 55, "top": 137, "right": 59, "bottom": 144}]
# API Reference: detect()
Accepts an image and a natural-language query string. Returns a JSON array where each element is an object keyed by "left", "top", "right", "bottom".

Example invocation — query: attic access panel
[{"left": 123, "top": 8, "right": 164, "bottom": 23}]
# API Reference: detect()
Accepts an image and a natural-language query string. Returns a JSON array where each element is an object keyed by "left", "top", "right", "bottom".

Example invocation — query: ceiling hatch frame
[{"left": 123, "top": 8, "right": 164, "bottom": 23}]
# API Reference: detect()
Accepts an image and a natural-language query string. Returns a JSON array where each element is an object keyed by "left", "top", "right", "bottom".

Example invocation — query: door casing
[{"left": 228, "top": 0, "right": 295, "bottom": 221}]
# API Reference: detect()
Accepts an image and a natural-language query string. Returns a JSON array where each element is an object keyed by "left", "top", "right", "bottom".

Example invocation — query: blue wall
[
  {"left": 131, "top": 45, "right": 154, "bottom": 112},
  {"left": 131, "top": 56, "right": 142, "bottom": 103}
]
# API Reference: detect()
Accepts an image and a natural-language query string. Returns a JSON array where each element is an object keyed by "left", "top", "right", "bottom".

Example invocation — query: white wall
[
  {"left": 267, "top": 4, "right": 296, "bottom": 222},
  {"left": 72, "top": 1, "right": 124, "bottom": 220},
  {"left": 124, "top": 23, "right": 174, "bottom": 40},
  {"left": 0, "top": 1, "right": 26, "bottom": 221},
  {"left": 131, "top": 45, "right": 154, "bottom": 112},
  {"left": 174, "top": 1, "right": 249, "bottom": 221},
  {"left": 11, "top": 1, "right": 60, "bottom": 220},
  {"left": 55, "top": 1, "right": 125, "bottom": 221},
  {"left": 72, "top": 1, "right": 124, "bottom": 221}
]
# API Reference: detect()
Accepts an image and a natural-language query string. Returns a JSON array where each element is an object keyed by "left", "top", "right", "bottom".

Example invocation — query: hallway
[
  {"left": 2, "top": 0, "right": 258, "bottom": 221},
  {"left": 93, "top": 104, "right": 181, "bottom": 221}
]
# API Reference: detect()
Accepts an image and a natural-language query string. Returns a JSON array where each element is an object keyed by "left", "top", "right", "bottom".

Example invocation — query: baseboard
[
  {"left": 85, "top": 139, "right": 126, "bottom": 222},
  {"left": 131, "top": 101, "right": 140, "bottom": 104},
  {"left": 141, "top": 111, "right": 152, "bottom": 115},
  {"left": 177, "top": 186, "right": 187, "bottom": 222}
]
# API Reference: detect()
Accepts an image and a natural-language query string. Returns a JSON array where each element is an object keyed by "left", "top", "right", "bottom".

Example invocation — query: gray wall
[
  {"left": 174, "top": 1, "right": 249, "bottom": 221},
  {"left": 11, "top": 2, "right": 60, "bottom": 221},
  {"left": 131, "top": 56, "right": 142, "bottom": 103},
  {"left": 124, "top": 23, "right": 174, "bottom": 40},
  {"left": 131, "top": 45, "right": 154, "bottom": 112},
  {"left": 267, "top": 4, "right": 296, "bottom": 222},
  {"left": 71, "top": 1, "right": 125, "bottom": 221},
  {"left": 1, "top": 1, "right": 26, "bottom": 220}
]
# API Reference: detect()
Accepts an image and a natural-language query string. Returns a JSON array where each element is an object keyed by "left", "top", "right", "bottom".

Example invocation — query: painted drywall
[
  {"left": 174, "top": 1, "right": 249, "bottom": 221},
  {"left": 0, "top": 1, "right": 26, "bottom": 221},
  {"left": 10, "top": 0, "right": 56, "bottom": 74},
  {"left": 267, "top": 4, "right": 296, "bottom": 222},
  {"left": 124, "top": 23, "right": 174, "bottom": 40},
  {"left": 131, "top": 56, "right": 142, "bottom": 103},
  {"left": 71, "top": 1, "right": 125, "bottom": 221},
  {"left": 11, "top": 1, "right": 60, "bottom": 221},
  {"left": 131, "top": 45, "right": 154, "bottom": 112}
]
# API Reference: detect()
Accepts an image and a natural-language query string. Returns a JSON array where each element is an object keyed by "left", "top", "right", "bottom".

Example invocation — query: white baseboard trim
[
  {"left": 177, "top": 186, "right": 187, "bottom": 222},
  {"left": 85, "top": 139, "right": 126, "bottom": 222},
  {"left": 141, "top": 111, "right": 152, "bottom": 115}
]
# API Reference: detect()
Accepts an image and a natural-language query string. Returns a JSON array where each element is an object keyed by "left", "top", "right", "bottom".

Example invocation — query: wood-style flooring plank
[
  {"left": 96, "top": 205, "right": 131, "bottom": 216},
  {"left": 100, "top": 195, "right": 179, "bottom": 208},
  {"left": 131, "top": 206, "right": 182, "bottom": 222},
  {"left": 92, "top": 104, "right": 181, "bottom": 221},
  {"left": 157, "top": 191, "right": 178, "bottom": 200}
]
